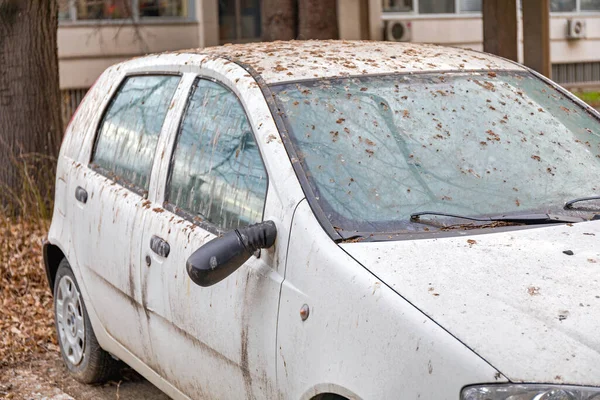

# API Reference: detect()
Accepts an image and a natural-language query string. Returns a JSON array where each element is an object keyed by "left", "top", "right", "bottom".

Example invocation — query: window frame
[
  {"left": 551, "top": 0, "right": 600, "bottom": 13},
  {"left": 163, "top": 76, "right": 270, "bottom": 235},
  {"left": 382, "top": 0, "right": 481, "bottom": 15},
  {"left": 218, "top": 0, "right": 262, "bottom": 44},
  {"left": 381, "top": 0, "right": 600, "bottom": 16},
  {"left": 59, "top": 0, "right": 195, "bottom": 24},
  {"left": 89, "top": 72, "right": 183, "bottom": 198}
]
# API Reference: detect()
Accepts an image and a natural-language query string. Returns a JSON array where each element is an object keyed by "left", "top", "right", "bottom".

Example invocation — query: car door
[
  {"left": 139, "top": 77, "right": 283, "bottom": 399},
  {"left": 68, "top": 74, "right": 182, "bottom": 365}
]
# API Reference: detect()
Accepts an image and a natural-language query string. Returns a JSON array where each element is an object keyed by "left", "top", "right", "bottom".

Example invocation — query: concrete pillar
[
  {"left": 368, "top": 0, "right": 383, "bottom": 40},
  {"left": 196, "top": 0, "right": 219, "bottom": 47},
  {"left": 522, "top": 0, "right": 551, "bottom": 77},
  {"left": 482, "top": 0, "right": 518, "bottom": 61},
  {"left": 338, "top": 0, "right": 371, "bottom": 40}
]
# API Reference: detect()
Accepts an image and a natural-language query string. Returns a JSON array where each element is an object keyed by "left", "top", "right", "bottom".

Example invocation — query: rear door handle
[
  {"left": 75, "top": 186, "right": 88, "bottom": 204},
  {"left": 150, "top": 235, "right": 170, "bottom": 258}
]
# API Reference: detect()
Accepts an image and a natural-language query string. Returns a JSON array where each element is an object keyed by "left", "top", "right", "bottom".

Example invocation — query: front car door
[{"left": 140, "top": 71, "right": 287, "bottom": 399}]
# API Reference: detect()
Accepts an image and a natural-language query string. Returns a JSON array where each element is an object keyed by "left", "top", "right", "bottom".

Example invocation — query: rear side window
[
  {"left": 166, "top": 79, "right": 267, "bottom": 231},
  {"left": 92, "top": 75, "right": 180, "bottom": 193}
]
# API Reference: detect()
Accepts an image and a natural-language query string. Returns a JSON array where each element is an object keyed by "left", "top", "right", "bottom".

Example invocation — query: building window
[
  {"left": 219, "top": 0, "right": 261, "bottom": 43},
  {"left": 551, "top": 0, "right": 600, "bottom": 11},
  {"left": 382, "top": 0, "right": 413, "bottom": 12},
  {"left": 460, "top": 0, "right": 481, "bottom": 12},
  {"left": 139, "top": 0, "right": 187, "bottom": 17},
  {"left": 419, "top": 0, "right": 455, "bottom": 13},
  {"left": 551, "top": 0, "right": 577, "bottom": 11},
  {"left": 76, "top": 0, "right": 131, "bottom": 20},
  {"left": 382, "top": 0, "right": 482, "bottom": 14},
  {"left": 58, "top": 0, "right": 72, "bottom": 20},
  {"left": 581, "top": 0, "right": 600, "bottom": 11},
  {"left": 58, "top": 0, "right": 188, "bottom": 22}
]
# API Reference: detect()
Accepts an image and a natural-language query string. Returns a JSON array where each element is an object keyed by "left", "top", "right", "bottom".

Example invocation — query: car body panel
[
  {"left": 341, "top": 220, "right": 600, "bottom": 385},
  {"left": 278, "top": 200, "right": 506, "bottom": 400},
  {"left": 135, "top": 59, "right": 303, "bottom": 398},
  {"left": 194, "top": 40, "right": 524, "bottom": 84},
  {"left": 45, "top": 41, "right": 600, "bottom": 399}
]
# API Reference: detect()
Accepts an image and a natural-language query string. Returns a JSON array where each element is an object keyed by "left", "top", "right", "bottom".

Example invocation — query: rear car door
[
  {"left": 68, "top": 74, "right": 181, "bottom": 365},
  {"left": 140, "top": 77, "right": 282, "bottom": 399}
]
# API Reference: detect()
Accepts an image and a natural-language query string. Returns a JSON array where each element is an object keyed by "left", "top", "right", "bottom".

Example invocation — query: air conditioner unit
[
  {"left": 385, "top": 20, "right": 412, "bottom": 42},
  {"left": 567, "top": 19, "right": 586, "bottom": 39}
]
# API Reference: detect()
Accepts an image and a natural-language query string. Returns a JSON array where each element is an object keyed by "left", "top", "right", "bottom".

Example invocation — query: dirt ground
[
  {"left": 0, "top": 352, "right": 169, "bottom": 400},
  {"left": 0, "top": 215, "right": 169, "bottom": 400}
]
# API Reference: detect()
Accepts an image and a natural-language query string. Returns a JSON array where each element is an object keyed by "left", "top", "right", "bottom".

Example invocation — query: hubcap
[{"left": 55, "top": 275, "right": 85, "bottom": 366}]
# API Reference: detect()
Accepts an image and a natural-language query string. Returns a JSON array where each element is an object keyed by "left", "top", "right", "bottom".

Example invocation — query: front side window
[
  {"left": 92, "top": 75, "right": 180, "bottom": 193},
  {"left": 272, "top": 71, "right": 600, "bottom": 235},
  {"left": 166, "top": 79, "right": 267, "bottom": 231}
]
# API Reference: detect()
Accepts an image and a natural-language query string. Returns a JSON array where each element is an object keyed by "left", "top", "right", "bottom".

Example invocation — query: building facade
[
  {"left": 57, "top": 0, "right": 599, "bottom": 123},
  {"left": 373, "top": 0, "right": 600, "bottom": 88}
]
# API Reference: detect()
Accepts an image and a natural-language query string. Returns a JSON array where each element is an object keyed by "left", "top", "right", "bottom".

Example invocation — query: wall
[
  {"left": 58, "top": 23, "right": 200, "bottom": 89},
  {"left": 550, "top": 14, "right": 600, "bottom": 63},
  {"left": 376, "top": 8, "right": 600, "bottom": 66}
]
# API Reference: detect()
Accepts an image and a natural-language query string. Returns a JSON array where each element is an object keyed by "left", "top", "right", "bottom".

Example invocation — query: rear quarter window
[{"left": 91, "top": 75, "right": 180, "bottom": 193}]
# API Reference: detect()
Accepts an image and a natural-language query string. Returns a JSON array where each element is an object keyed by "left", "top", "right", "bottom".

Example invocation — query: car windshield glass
[{"left": 271, "top": 71, "right": 600, "bottom": 234}]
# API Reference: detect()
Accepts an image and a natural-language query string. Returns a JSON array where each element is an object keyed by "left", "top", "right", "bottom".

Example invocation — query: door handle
[
  {"left": 75, "top": 186, "right": 88, "bottom": 204},
  {"left": 150, "top": 235, "right": 170, "bottom": 258}
]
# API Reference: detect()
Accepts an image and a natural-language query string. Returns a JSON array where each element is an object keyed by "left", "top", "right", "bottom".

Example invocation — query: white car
[{"left": 44, "top": 40, "right": 600, "bottom": 400}]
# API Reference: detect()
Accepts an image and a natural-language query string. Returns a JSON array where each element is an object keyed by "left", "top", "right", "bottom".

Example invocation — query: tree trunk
[
  {"left": 0, "top": 0, "right": 62, "bottom": 214},
  {"left": 262, "top": 0, "right": 297, "bottom": 41},
  {"left": 298, "top": 0, "right": 339, "bottom": 40}
]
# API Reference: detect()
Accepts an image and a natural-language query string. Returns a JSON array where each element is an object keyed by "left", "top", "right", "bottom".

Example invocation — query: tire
[{"left": 53, "top": 258, "right": 121, "bottom": 384}]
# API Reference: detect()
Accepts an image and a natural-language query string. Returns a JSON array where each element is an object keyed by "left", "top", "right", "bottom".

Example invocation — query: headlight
[{"left": 462, "top": 384, "right": 600, "bottom": 400}]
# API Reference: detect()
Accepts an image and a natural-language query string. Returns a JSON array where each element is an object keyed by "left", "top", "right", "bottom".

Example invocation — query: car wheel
[{"left": 53, "top": 258, "right": 120, "bottom": 384}]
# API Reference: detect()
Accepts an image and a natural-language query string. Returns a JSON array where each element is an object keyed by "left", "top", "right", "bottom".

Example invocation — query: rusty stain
[
  {"left": 299, "top": 304, "right": 310, "bottom": 321},
  {"left": 467, "top": 239, "right": 477, "bottom": 247}
]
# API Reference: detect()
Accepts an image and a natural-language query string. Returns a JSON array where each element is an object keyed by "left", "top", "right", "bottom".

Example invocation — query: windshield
[{"left": 271, "top": 71, "right": 600, "bottom": 234}]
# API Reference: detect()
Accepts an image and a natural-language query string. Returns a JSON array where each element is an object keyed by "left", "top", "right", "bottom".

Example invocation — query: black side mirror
[{"left": 186, "top": 221, "right": 277, "bottom": 287}]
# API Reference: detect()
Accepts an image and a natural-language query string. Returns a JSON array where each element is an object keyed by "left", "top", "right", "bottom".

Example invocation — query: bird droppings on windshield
[{"left": 271, "top": 69, "right": 600, "bottom": 234}]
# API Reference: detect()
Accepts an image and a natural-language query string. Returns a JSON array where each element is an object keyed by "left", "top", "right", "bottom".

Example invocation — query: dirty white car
[{"left": 44, "top": 41, "right": 600, "bottom": 400}]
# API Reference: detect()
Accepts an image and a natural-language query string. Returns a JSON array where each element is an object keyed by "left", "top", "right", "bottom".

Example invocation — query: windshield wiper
[
  {"left": 410, "top": 211, "right": 584, "bottom": 225},
  {"left": 564, "top": 196, "right": 600, "bottom": 209}
]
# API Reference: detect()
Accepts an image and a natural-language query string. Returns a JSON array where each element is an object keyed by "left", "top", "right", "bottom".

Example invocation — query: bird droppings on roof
[{"left": 163, "top": 40, "right": 524, "bottom": 84}]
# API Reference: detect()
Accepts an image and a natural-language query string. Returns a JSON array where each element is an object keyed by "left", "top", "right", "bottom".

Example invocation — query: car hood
[{"left": 340, "top": 221, "right": 600, "bottom": 385}]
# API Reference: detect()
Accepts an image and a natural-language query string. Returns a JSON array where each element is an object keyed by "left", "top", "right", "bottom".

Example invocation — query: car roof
[{"left": 149, "top": 40, "right": 526, "bottom": 85}]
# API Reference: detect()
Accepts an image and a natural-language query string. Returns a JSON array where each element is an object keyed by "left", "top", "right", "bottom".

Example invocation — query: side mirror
[{"left": 186, "top": 220, "right": 277, "bottom": 287}]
